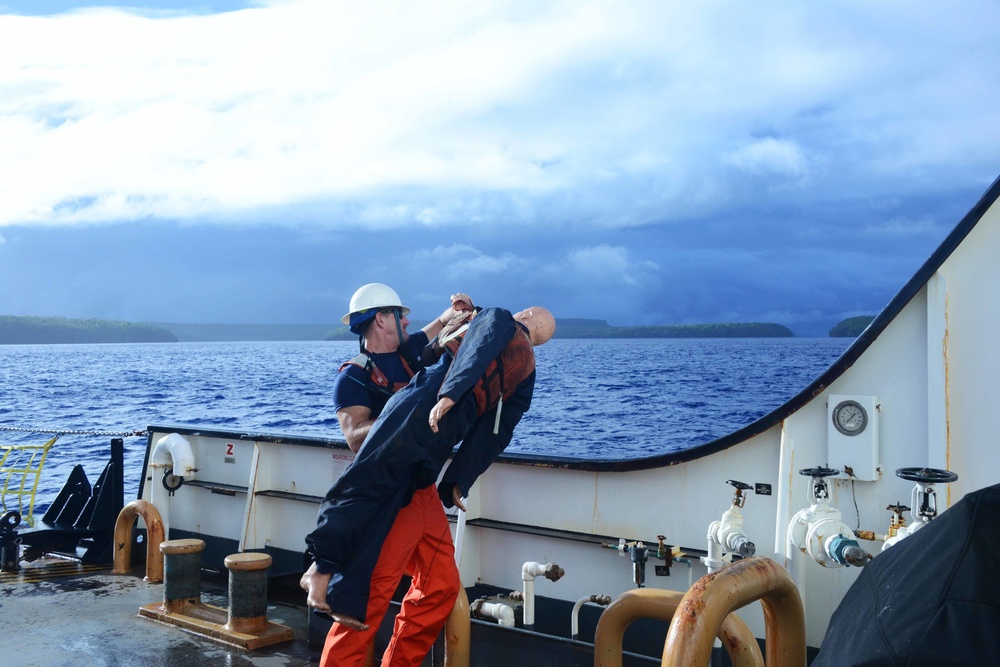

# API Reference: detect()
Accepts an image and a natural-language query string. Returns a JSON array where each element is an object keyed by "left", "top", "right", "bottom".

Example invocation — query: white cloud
[
  {"left": 723, "top": 138, "right": 808, "bottom": 180},
  {"left": 544, "top": 244, "right": 660, "bottom": 287},
  {"left": 414, "top": 243, "right": 527, "bottom": 280},
  {"left": 862, "top": 215, "right": 943, "bottom": 239},
  {"left": 0, "top": 0, "right": 998, "bottom": 229}
]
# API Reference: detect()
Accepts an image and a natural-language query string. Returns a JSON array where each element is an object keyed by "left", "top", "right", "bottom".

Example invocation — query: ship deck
[{"left": 0, "top": 556, "right": 318, "bottom": 666}]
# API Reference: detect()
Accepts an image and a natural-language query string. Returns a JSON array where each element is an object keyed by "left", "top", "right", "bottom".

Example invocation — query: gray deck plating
[{"left": 0, "top": 558, "right": 317, "bottom": 666}]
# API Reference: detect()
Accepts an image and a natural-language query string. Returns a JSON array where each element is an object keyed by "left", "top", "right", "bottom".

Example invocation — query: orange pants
[{"left": 320, "top": 485, "right": 460, "bottom": 667}]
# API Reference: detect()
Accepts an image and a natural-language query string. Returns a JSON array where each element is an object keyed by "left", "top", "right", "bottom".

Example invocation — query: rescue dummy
[{"left": 303, "top": 306, "right": 555, "bottom": 631}]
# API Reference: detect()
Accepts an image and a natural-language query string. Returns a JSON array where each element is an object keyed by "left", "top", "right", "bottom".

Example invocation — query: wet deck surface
[{"left": 0, "top": 557, "right": 319, "bottom": 666}]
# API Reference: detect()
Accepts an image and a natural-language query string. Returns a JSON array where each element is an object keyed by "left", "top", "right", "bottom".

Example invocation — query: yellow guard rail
[{"left": 1, "top": 436, "right": 57, "bottom": 527}]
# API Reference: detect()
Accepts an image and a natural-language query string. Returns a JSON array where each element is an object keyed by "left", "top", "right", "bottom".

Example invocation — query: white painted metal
[
  {"left": 826, "top": 395, "right": 879, "bottom": 480},
  {"left": 140, "top": 177, "right": 1000, "bottom": 652}
]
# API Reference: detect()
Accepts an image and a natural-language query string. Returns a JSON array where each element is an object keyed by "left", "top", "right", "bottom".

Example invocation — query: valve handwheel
[
  {"left": 799, "top": 466, "right": 840, "bottom": 478},
  {"left": 895, "top": 467, "right": 958, "bottom": 484},
  {"left": 726, "top": 480, "right": 752, "bottom": 491}
]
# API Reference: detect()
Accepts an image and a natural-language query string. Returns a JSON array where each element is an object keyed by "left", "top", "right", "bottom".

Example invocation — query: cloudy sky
[{"left": 1, "top": 1, "right": 998, "bottom": 335}]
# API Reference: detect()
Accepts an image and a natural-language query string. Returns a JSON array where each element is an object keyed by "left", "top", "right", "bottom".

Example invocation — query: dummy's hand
[
  {"left": 300, "top": 562, "right": 332, "bottom": 613},
  {"left": 429, "top": 396, "right": 456, "bottom": 433},
  {"left": 435, "top": 293, "right": 474, "bottom": 330},
  {"left": 452, "top": 486, "right": 467, "bottom": 512},
  {"left": 450, "top": 293, "right": 474, "bottom": 312}
]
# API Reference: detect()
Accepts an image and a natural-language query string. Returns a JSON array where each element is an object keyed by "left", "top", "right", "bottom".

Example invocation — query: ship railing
[{"left": 0, "top": 436, "right": 58, "bottom": 527}]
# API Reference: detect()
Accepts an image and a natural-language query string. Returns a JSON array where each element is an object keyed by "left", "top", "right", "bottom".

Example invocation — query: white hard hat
[{"left": 341, "top": 283, "right": 410, "bottom": 332}]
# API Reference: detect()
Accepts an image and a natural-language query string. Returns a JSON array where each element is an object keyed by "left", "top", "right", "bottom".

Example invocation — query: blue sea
[{"left": 0, "top": 337, "right": 853, "bottom": 508}]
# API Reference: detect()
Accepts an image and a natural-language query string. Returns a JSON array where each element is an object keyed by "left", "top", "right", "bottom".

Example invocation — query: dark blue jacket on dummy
[{"left": 305, "top": 307, "right": 535, "bottom": 621}]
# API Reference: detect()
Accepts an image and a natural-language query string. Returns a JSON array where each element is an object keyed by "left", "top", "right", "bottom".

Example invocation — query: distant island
[
  {"left": 0, "top": 316, "right": 176, "bottom": 344},
  {"left": 552, "top": 319, "right": 793, "bottom": 339},
  {"left": 2, "top": 314, "right": 879, "bottom": 344},
  {"left": 829, "top": 316, "right": 876, "bottom": 337}
]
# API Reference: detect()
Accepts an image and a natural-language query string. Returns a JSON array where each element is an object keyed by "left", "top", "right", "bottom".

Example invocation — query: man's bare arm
[{"left": 336, "top": 405, "right": 374, "bottom": 453}]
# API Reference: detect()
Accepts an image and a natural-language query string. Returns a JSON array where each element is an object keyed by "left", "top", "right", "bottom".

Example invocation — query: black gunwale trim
[
  {"left": 144, "top": 424, "right": 349, "bottom": 449},
  {"left": 491, "top": 174, "right": 1000, "bottom": 473}
]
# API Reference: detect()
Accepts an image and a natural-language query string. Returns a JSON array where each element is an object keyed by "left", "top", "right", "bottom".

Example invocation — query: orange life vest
[
  {"left": 439, "top": 312, "right": 535, "bottom": 417},
  {"left": 340, "top": 351, "right": 416, "bottom": 397}
]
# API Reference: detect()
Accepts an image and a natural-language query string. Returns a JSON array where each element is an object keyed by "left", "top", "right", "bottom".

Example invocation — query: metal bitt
[
  {"left": 161, "top": 538, "right": 206, "bottom": 612},
  {"left": 139, "top": 544, "right": 293, "bottom": 650},
  {"left": 223, "top": 552, "right": 273, "bottom": 635}
]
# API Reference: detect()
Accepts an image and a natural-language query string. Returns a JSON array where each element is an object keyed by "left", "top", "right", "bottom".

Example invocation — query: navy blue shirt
[{"left": 332, "top": 331, "right": 430, "bottom": 419}]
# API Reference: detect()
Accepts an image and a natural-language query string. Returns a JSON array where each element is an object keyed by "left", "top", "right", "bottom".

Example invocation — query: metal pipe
[
  {"left": 662, "top": 556, "right": 806, "bottom": 667},
  {"left": 853, "top": 529, "right": 887, "bottom": 543},
  {"left": 594, "top": 588, "right": 763, "bottom": 667},
  {"left": 571, "top": 594, "right": 612, "bottom": 639},
  {"left": 470, "top": 598, "right": 516, "bottom": 627},
  {"left": 445, "top": 585, "right": 470, "bottom": 667},
  {"left": 673, "top": 557, "right": 694, "bottom": 589},
  {"left": 111, "top": 499, "right": 165, "bottom": 582},
  {"left": 149, "top": 433, "right": 196, "bottom": 539},
  {"left": 521, "top": 561, "right": 564, "bottom": 626},
  {"left": 523, "top": 576, "right": 536, "bottom": 626},
  {"left": 453, "top": 504, "right": 468, "bottom": 569},
  {"left": 150, "top": 432, "right": 197, "bottom": 479}
]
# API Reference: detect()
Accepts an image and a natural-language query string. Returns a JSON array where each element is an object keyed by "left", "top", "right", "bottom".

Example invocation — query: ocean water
[{"left": 0, "top": 337, "right": 853, "bottom": 508}]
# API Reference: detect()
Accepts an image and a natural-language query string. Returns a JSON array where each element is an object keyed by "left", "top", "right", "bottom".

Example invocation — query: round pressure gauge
[{"left": 832, "top": 400, "right": 868, "bottom": 436}]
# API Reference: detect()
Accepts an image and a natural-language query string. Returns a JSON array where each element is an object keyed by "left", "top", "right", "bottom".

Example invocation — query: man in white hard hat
[
  {"left": 303, "top": 306, "right": 556, "bottom": 663},
  {"left": 335, "top": 283, "right": 473, "bottom": 442},
  {"left": 305, "top": 283, "right": 472, "bottom": 667}
]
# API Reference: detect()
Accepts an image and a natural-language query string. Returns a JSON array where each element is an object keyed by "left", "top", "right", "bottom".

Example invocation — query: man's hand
[{"left": 429, "top": 396, "right": 456, "bottom": 433}]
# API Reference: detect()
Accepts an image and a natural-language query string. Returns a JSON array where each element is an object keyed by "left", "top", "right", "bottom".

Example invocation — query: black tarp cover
[{"left": 812, "top": 482, "right": 1000, "bottom": 666}]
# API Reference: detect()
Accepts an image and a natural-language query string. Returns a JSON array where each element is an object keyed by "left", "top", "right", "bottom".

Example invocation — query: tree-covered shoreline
[
  {"left": 551, "top": 320, "right": 794, "bottom": 339},
  {"left": 0, "top": 316, "right": 177, "bottom": 344},
  {"left": 1, "top": 314, "right": 872, "bottom": 344},
  {"left": 828, "top": 316, "right": 876, "bottom": 337}
]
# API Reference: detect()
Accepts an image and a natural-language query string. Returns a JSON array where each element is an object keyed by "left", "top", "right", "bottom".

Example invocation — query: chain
[{"left": 0, "top": 425, "right": 148, "bottom": 437}]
